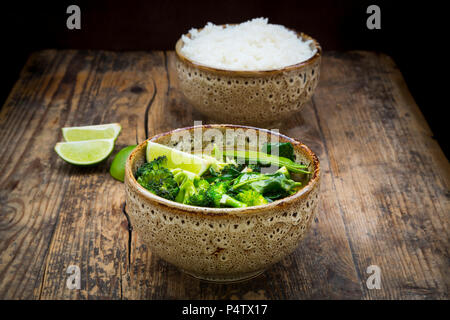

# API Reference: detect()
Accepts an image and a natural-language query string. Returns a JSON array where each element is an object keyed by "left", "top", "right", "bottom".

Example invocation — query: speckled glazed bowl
[
  {"left": 175, "top": 31, "right": 321, "bottom": 127},
  {"left": 124, "top": 124, "right": 320, "bottom": 282}
]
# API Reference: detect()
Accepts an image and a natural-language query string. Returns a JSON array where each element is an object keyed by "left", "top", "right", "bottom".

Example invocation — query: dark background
[{"left": 1, "top": 0, "right": 447, "bottom": 157}]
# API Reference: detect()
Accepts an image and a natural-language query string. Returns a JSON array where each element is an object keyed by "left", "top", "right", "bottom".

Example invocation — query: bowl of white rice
[{"left": 175, "top": 18, "right": 321, "bottom": 126}]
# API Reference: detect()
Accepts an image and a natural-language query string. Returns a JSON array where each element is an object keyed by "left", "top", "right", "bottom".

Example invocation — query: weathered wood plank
[
  {"left": 37, "top": 51, "right": 164, "bottom": 299},
  {"left": 0, "top": 50, "right": 448, "bottom": 299},
  {"left": 0, "top": 50, "right": 80, "bottom": 299},
  {"left": 311, "top": 51, "right": 449, "bottom": 299},
  {"left": 0, "top": 50, "right": 163, "bottom": 299}
]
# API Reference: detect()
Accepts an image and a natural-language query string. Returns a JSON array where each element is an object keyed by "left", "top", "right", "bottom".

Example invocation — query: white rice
[{"left": 180, "top": 18, "right": 317, "bottom": 71}]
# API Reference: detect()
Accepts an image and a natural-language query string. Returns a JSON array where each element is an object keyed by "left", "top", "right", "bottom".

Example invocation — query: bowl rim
[
  {"left": 175, "top": 27, "right": 322, "bottom": 76},
  {"left": 125, "top": 124, "right": 320, "bottom": 216}
]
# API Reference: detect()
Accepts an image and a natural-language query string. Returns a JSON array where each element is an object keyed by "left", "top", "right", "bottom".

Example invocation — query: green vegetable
[
  {"left": 135, "top": 142, "right": 311, "bottom": 208},
  {"left": 172, "top": 168, "right": 198, "bottom": 185},
  {"left": 215, "top": 164, "right": 244, "bottom": 180},
  {"left": 235, "top": 189, "right": 268, "bottom": 206},
  {"left": 218, "top": 150, "right": 310, "bottom": 174},
  {"left": 203, "top": 163, "right": 245, "bottom": 184},
  {"left": 171, "top": 168, "right": 211, "bottom": 206},
  {"left": 261, "top": 142, "right": 295, "bottom": 161},
  {"left": 231, "top": 169, "right": 302, "bottom": 201},
  {"left": 206, "top": 181, "right": 230, "bottom": 207},
  {"left": 276, "top": 166, "right": 291, "bottom": 178},
  {"left": 206, "top": 181, "right": 247, "bottom": 208},
  {"left": 247, "top": 163, "right": 262, "bottom": 173},
  {"left": 186, "top": 179, "right": 211, "bottom": 207},
  {"left": 173, "top": 169, "right": 197, "bottom": 204},
  {"left": 136, "top": 156, "right": 179, "bottom": 201},
  {"left": 230, "top": 172, "right": 269, "bottom": 190},
  {"left": 219, "top": 194, "right": 247, "bottom": 208},
  {"left": 175, "top": 179, "right": 197, "bottom": 204},
  {"left": 199, "top": 153, "right": 228, "bottom": 172}
]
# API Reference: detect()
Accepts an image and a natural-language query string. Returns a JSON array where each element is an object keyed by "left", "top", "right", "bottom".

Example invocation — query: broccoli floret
[
  {"left": 235, "top": 189, "right": 268, "bottom": 207},
  {"left": 136, "top": 156, "right": 179, "bottom": 201},
  {"left": 196, "top": 179, "right": 210, "bottom": 192},
  {"left": 175, "top": 178, "right": 197, "bottom": 204},
  {"left": 206, "top": 181, "right": 229, "bottom": 207},
  {"left": 186, "top": 191, "right": 210, "bottom": 206},
  {"left": 172, "top": 168, "right": 198, "bottom": 204},
  {"left": 186, "top": 179, "right": 212, "bottom": 207},
  {"left": 172, "top": 168, "right": 198, "bottom": 185},
  {"left": 135, "top": 156, "right": 165, "bottom": 177},
  {"left": 171, "top": 168, "right": 212, "bottom": 206},
  {"left": 206, "top": 181, "right": 247, "bottom": 208}
]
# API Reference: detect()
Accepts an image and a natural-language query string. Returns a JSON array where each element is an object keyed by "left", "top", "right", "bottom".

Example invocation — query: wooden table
[{"left": 0, "top": 50, "right": 448, "bottom": 300}]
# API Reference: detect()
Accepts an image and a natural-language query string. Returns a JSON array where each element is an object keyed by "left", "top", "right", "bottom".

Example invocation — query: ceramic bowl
[
  {"left": 175, "top": 31, "right": 321, "bottom": 126},
  {"left": 124, "top": 124, "right": 320, "bottom": 282}
]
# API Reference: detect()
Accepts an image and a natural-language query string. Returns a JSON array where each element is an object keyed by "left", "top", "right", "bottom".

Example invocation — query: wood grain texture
[{"left": 0, "top": 50, "right": 448, "bottom": 299}]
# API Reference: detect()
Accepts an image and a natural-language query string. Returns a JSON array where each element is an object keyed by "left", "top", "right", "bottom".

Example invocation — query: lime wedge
[
  {"left": 110, "top": 145, "right": 137, "bottom": 182},
  {"left": 146, "top": 141, "right": 210, "bottom": 175},
  {"left": 62, "top": 123, "right": 121, "bottom": 142},
  {"left": 197, "top": 153, "right": 227, "bottom": 171},
  {"left": 55, "top": 139, "right": 115, "bottom": 166}
]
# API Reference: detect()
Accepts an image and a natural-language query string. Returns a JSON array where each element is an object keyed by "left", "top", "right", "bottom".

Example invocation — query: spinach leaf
[
  {"left": 261, "top": 142, "right": 295, "bottom": 161},
  {"left": 231, "top": 171, "right": 302, "bottom": 200}
]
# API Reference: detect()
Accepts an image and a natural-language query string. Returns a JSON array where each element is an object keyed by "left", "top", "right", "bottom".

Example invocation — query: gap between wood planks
[{"left": 116, "top": 51, "right": 171, "bottom": 299}]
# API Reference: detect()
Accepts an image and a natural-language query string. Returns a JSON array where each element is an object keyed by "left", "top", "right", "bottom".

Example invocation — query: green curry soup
[{"left": 135, "top": 142, "right": 311, "bottom": 208}]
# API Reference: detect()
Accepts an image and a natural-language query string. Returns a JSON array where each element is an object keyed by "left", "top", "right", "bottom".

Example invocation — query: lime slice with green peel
[
  {"left": 62, "top": 123, "right": 122, "bottom": 142},
  {"left": 110, "top": 145, "right": 137, "bottom": 182},
  {"left": 55, "top": 139, "right": 115, "bottom": 166},
  {"left": 146, "top": 141, "right": 210, "bottom": 175}
]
